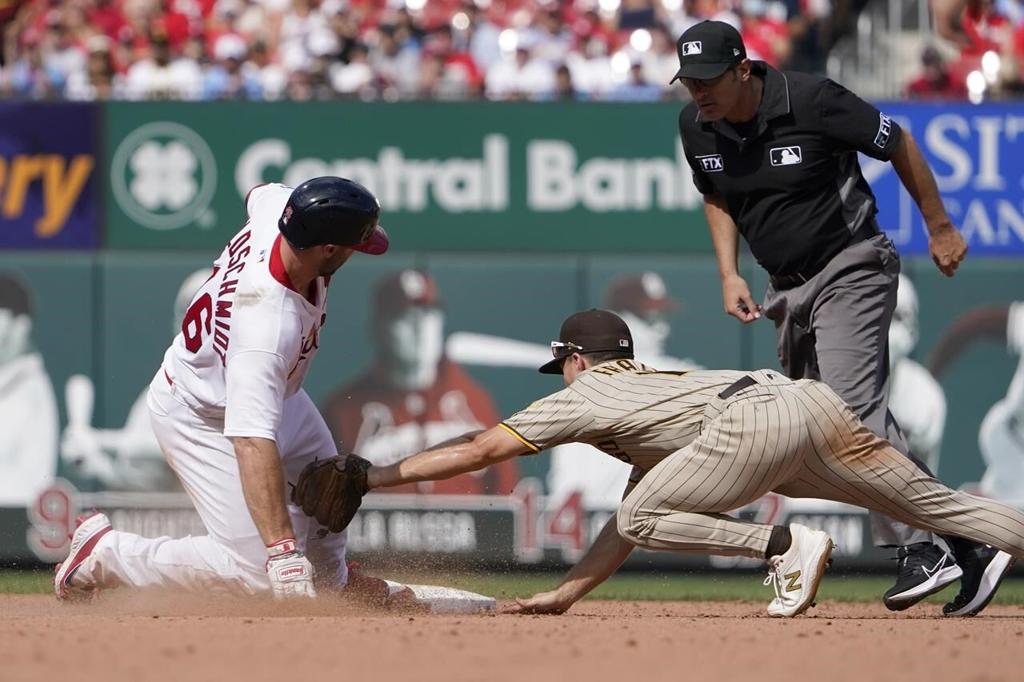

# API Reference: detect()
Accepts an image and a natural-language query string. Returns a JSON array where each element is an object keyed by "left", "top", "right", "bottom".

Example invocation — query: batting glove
[{"left": 266, "top": 538, "right": 316, "bottom": 599}]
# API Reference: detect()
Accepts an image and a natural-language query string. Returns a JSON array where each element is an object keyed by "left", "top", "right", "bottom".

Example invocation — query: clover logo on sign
[{"left": 111, "top": 122, "right": 218, "bottom": 231}]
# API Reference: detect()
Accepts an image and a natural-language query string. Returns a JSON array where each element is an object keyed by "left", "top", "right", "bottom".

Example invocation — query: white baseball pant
[{"left": 81, "top": 371, "right": 348, "bottom": 596}]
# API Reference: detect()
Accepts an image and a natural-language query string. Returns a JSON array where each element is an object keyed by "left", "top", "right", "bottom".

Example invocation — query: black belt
[
  {"left": 769, "top": 224, "right": 879, "bottom": 291},
  {"left": 717, "top": 374, "right": 757, "bottom": 400}
]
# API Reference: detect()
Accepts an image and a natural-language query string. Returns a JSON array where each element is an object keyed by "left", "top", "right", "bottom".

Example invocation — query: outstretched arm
[
  {"left": 366, "top": 426, "right": 528, "bottom": 489},
  {"left": 504, "top": 477, "right": 640, "bottom": 614},
  {"left": 503, "top": 512, "right": 635, "bottom": 614}
]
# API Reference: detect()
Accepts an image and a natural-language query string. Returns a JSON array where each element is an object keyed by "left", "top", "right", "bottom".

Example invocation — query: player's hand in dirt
[
  {"left": 722, "top": 274, "right": 761, "bottom": 323},
  {"left": 266, "top": 539, "right": 316, "bottom": 599},
  {"left": 928, "top": 222, "right": 967, "bottom": 277},
  {"left": 502, "top": 590, "right": 573, "bottom": 615}
]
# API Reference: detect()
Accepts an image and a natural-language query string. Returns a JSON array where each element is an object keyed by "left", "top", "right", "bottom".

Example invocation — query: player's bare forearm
[
  {"left": 233, "top": 436, "right": 295, "bottom": 545},
  {"left": 424, "top": 430, "right": 485, "bottom": 452},
  {"left": 554, "top": 514, "right": 635, "bottom": 602},
  {"left": 505, "top": 514, "right": 634, "bottom": 614},
  {"left": 367, "top": 426, "right": 527, "bottom": 489}
]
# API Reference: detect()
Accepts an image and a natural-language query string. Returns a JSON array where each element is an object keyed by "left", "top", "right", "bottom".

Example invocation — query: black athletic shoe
[
  {"left": 942, "top": 545, "right": 1016, "bottom": 617},
  {"left": 883, "top": 542, "right": 962, "bottom": 611}
]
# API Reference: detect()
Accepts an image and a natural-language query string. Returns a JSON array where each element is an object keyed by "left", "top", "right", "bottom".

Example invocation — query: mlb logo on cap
[{"left": 670, "top": 20, "right": 747, "bottom": 84}]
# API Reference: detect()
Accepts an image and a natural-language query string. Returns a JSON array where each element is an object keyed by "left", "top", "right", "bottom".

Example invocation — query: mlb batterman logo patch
[
  {"left": 681, "top": 41, "right": 702, "bottom": 56},
  {"left": 769, "top": 146, "right": 802, "bottom": 167}
]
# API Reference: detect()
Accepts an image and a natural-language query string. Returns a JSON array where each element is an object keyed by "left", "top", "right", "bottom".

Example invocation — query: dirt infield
[{"left": 3, "top": 594, "right": 1023, "bottom": 682}]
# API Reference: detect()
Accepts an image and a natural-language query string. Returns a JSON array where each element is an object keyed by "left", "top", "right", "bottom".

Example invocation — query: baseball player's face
[
  {"left": 560, "top": 353, "right": 585, "bottom": 385},
  {"left": 318, "top": 245, "right": 355, "bottom": 276},
  {"left": 0, "top": 309, "right": 31, "bottom": 365}
]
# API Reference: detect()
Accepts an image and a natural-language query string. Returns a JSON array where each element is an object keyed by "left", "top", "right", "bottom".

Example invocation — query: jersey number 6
[{"left": 181, "top": 293, "right": 213, "bottom": 353}]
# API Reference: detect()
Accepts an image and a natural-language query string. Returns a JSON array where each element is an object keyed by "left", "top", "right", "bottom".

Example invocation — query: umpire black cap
[
  {"left": 670, "top": 20, "right": 746, "bottom": 83},
  {"left": 539, "top": 308, "right": 634, "bottom": 374},
  {"left": 279, "top": 176, "right": 389, "bottom": 254}
]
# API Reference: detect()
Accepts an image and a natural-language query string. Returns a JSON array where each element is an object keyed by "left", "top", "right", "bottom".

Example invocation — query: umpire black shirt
[{"left": 679, "top": 61, "right": 903, "bottom": 277}]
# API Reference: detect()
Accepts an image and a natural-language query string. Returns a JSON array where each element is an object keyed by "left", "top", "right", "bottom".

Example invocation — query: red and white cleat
[{"left": 54, "top": 512, "right": 112, "bottom": 601}]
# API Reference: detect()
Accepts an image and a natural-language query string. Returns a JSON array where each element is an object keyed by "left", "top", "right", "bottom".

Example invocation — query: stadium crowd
[
  {"left": 0, "top": 0, "right": 1022, "bottom": 102},
  {"left": 0, "top": 0, "right": 847, "bottom": 101}
]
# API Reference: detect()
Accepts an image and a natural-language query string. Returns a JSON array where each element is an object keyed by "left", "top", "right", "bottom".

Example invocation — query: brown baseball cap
[{"left": 538, "top": 308, "right": 634, "bottom": 374}]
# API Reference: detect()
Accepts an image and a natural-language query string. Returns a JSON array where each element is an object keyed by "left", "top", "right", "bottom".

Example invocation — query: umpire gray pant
[
  {"left": 616, "top": 371, "right": 1024, "bottom": 561},
  {"left": 762, "top": 233, "right": 929, "bottom": 547}
]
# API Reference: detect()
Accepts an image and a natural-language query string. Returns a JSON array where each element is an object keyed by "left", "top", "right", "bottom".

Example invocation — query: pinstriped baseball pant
[{"left": 617, "top": 370, "right": 1024, "bottom": 560}]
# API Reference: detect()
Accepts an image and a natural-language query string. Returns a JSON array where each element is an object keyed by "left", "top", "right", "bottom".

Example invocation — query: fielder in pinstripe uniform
[{"left": 364, "top": 309, "right": 1022, "bottom": 617}]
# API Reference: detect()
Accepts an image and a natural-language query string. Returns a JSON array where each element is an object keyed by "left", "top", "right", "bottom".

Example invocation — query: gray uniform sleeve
[
  {"left": 817, "top": 78, "right": 903, "bottom": 161},
  {"left": 500, "top": 387, "right": 595, "bottom": 453}
]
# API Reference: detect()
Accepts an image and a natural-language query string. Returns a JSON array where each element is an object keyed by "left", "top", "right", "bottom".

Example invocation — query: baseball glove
[{"left": 291, "top": 454, "right": 372, "bottom": 533}]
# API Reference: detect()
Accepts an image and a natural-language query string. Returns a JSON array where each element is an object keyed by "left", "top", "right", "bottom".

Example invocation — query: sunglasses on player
[{"left": 550, "top": 341, "right": 584, "bottom": 360}]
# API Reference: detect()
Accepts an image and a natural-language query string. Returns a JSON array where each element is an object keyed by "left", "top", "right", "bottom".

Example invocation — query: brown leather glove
[{"left": 291, "top": 454, "right": 371, "bottom": 533}]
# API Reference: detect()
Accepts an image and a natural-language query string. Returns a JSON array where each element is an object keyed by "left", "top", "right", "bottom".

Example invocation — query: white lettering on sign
[
  {"left": 526, "top": 139, "right": 702, "bottom": 211},
  {"left": 235, "top": 136, "right": 509, "bottom": 212}
]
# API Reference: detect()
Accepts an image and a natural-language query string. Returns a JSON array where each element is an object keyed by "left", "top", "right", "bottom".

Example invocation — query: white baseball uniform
[{"left": 75, "top": 184, "right": 348, "bottom": 595}]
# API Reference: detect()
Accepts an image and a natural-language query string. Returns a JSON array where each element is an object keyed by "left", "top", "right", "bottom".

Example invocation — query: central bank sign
[
  {"left": 103, "top": 102, "right": 1024, "bottom": 254},
  {"left": 233, "top": 135, "right": 702, "bottom": 213},
  {"left": 102, "top": 102, "right": 710, "bottom": 251}
]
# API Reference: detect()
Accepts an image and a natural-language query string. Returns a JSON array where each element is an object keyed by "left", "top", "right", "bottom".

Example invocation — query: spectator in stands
[
  {"left": 960, "top": 0, "right": 1013, "bottom": 60},
  {"left": 65, "top": 34, "right": 123, "bottom": 100},
  {"left": 740, "top": 0, "right": 791, "bottom": 67},
  {"left": 606, "top": 60, "right": 662, "bottom": 101},
  {"left": 526, "top": 8, "right": 573, "bottom": 67},
  {"left": 564, "top": 33, "right": 614, "bottom": 98},
  {"left": 202, "top": 32, "right": 261, "bottom": 99},
  {"left": 329, "top": 40, "right": 373, "bottom": 97},
  {"left": 551, "top": 63, "right": 586, "bottom": 101},
  {"left": 124, "top": 31, "right": 202, "bottom": 100},
  {"left": 246, "top": 39, "right": 287, "bottom": 100},
  {"left": 905, "top": 45, "right": 968, "bottom": 100},
  {"left": 7, "top": 32, "right": 64, "bottom": 99},
  {"left": 42, "top": 13, "right": 86, "bottom": 87},
  {"left": 463, "top": 2, "right": 501, "bottom": 74},
  {"left": 368, "top": 22, "right": 420, "bottom": 99},
  {"left": 485, "top": 34, "right": 555, "bottom": 101}
]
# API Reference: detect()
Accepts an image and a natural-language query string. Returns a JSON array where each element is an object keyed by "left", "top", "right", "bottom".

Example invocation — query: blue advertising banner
[
  {"left": 869, "top": 102, "right": 1024, "bottom": 256},
  {"left": 0, "top": 102, "right": 98, "bottom": 249}
]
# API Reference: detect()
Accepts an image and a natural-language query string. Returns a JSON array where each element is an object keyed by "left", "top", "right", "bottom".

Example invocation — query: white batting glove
[{"left": 266, "top": 539, "right": 317, "bottom": 599}]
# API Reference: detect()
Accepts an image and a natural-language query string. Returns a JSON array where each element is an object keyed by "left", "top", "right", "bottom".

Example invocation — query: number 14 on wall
[{"left": 512, "top": 478, "right": 607, "bottom": 564}]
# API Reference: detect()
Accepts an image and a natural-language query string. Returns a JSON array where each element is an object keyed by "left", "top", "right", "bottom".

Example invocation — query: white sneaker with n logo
[{"left": 764, "top": 523, "right": 835, "bottom": 617}]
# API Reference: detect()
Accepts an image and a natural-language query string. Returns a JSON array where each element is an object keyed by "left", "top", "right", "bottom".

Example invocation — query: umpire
[{"left": 672, "top": 20, "right": 991, "bottom": 616}]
